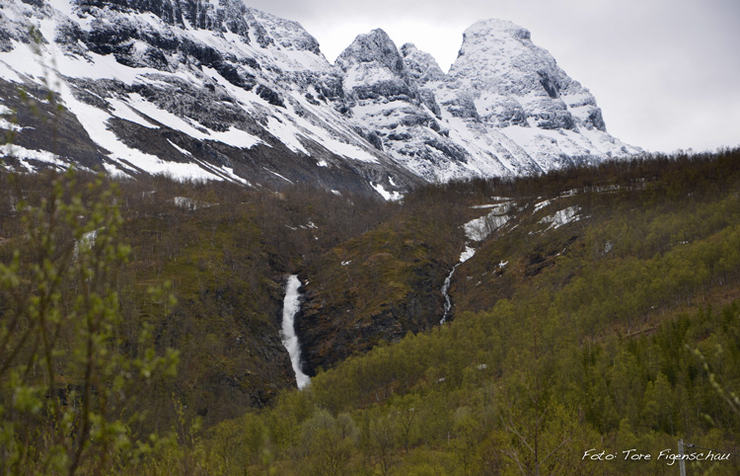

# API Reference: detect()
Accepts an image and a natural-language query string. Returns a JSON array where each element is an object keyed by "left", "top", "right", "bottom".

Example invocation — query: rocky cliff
[{"left": 0, "top": 0, "right": 640, "bottom": 198}]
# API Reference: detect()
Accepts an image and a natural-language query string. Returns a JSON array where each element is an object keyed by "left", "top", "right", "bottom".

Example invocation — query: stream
[{"left": 440, "top": 245, "right": 476, "bottom": 324}]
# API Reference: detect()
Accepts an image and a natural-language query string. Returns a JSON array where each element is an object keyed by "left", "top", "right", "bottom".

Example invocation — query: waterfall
[
  {"left": 440, "top": 264, "right": 460, "bottom": 324},
  {"left": 440, "top": 245, "right": 477, "bottom": 324},
  {"left": 280, "top": 275, "right": 311, "bottom": 389},
  {"left": 441, "top": 201, "right": 511, "bottom": 324}
]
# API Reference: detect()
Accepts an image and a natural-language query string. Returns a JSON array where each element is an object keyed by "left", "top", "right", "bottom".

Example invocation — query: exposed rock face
[
  {"left": 337, "top": 29, "right": 409, "bottom": 83},
  {"left": 430, "top": 19, "right": 631, "bottom": 173},
  {"left": 400, "top": 43, "right": 445, "bottom": 85},
  {"left": 295, "top": 260, "right": 448, "bottom": 376},
  {"left": 336, "top": 30, "right": 420, "bottom": 112},
  {"left": 0, "top": 1, "right": 639, "bottom": 195},
  {"left": 448, "top": 19, "right": 605, "bottom": 132},
  {"left": 328, "top": 19, "right": 639, "bottom": 182},
  {"left": 334, "top": 29, "right": 471, "bottom": 181},
  {"left": 0, "top": 0, "right": 418, "bottom": 196}
]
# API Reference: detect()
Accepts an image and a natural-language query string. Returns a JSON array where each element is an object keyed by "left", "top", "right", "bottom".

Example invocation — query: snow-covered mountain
[{"left": 0, "top": 1, "right": 640, "bottom": 198}]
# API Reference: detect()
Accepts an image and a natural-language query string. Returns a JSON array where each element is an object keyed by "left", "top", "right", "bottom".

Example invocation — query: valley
[
  {"left": 1, "top": 150, "right": 737, "bottom": 474},
  {"left": 0, "top": 1, "right": 737, "bottom": 474}
]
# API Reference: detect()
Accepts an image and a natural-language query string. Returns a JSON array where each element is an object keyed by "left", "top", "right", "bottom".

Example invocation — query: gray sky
[{"left": 248, "top": 0, "right": 740, "bottom": 153}]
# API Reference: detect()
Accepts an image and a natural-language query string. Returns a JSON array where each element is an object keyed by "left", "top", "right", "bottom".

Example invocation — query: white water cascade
[
  {"left": 440, "top": 265, "right": 459, "bottom": 324},
  {"left": 440, "top": 246, "right": 477, "bottom": 324},
  {"left": 280, "top": 275, "right": 311, "bottom": 389},
  {"left": 442, "top": 201, "right": 514, "bottom": 324}
]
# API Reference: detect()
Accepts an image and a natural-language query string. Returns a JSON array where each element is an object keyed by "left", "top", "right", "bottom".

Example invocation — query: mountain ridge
[{"left": 0, "top": 0, "right": 641, "bottom": 198}]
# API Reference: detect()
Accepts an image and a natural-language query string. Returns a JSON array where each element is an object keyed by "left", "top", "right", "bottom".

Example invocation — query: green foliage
[
  {"left": 0, "top": 150, "right": 738, "bottom": 474},
  {"left": 193, "top": 301, "right": 739, "bottom": 475},
  {"left": 184, "top": 151, "right": 739, "bottom": 475},
  {"left": 0, "top": 171, "right": 178, "bottom": 474}
]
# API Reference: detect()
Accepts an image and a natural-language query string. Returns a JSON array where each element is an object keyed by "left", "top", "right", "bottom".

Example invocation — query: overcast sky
[{"left": 247, "top": 0, "right": 740, "bottom": 153}]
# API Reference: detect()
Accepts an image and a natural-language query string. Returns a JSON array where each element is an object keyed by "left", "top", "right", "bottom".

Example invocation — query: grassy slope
[
  {"left": 1, "top": 151, "right": 738, "bottom": 475},
  {"left": 198, "top": 151, "right": 740, "bottom": 475},
  {"left": 0, "top": 172, "right": 394, "bottom": 429}
]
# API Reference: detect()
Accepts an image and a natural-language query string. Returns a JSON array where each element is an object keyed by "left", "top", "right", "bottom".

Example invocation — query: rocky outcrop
[
  {"left": 430, "top": 19, "right": 633, "bottom": 171},
  {"left": 334, "top": 30, "right": 479, "bottom": 182},
  {"left": 0, "top": 0, "right": 418, "bottom": 197},
  {"left": 400, "top": 43, "right": 445, "bottom": 85},
  {"left": 295, "top": 260, "right": 447, "bottom": 375},
  {"left": 447, "top": 19, "right": 604, "bottom": 131},
  {"left": 0, "top": 0, "right": 639, "bottom": 194}
]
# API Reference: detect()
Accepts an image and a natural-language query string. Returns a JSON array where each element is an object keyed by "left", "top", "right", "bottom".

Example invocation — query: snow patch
[
  {"left": 371, "top": 182, "right": 403, "bottom": 201},
  {"left": 56, "top": 80, "right": 224, "bottom": 181},
  {"left": 265, "top": 116, "right": 309, "bottom": 154},
  {"left": 263, "top": 167, "right": 293, "bottom": 183},
  {"left": 166, "top": 139, "right": 192, "bottom": 157},
  {"left": 463, "top": 202, "right": 513, "bottom": 241},
  {"left": 559, "top": 188, "right": 579, "bottom": 198},
  {"left": 0, "top": 118, "right": 22, "bottom": 132},
  {"left": 108, "top": 98, "right": 159, "bottom": 129},
  {"left": 538, "top": 205, "right": 582, "bottom": 230},
  {"left": 123, "top": 94, "right": 262, "bottom": 149},
  {"left": 533, "top": 199, "right": 551, "bottom": 213},
  {"left": 0, "top": 144, "right": 70, "bottom": 171},
  {"left": 459, "top": 246, "right": 476, "bottom": 263},
  {"left": 173, "top": 196, "right": 214, "bottom": 210}
]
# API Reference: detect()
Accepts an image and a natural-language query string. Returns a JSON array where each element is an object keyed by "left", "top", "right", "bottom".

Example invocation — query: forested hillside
[{"left": 0, "top": 150, "right": 738, "bottom": 474}]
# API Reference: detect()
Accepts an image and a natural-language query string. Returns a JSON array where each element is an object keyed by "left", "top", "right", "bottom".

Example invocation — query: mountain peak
[
  {"left": 444, "top": 17, "right": 615, "bottom": 132},
  {"left": 463, "top": 18, "right": 531, "bottom": 41},
  {"left": 400, "top": 43, "right": 445, "bottom": 84},
  {"left": 335, "top": 28, "right": 404, "bottom": 76},
  {"left": 245, "top": 7, "right": 322, "bottom": 55},
  {"left": 453, "top": 18, "right": 534, "bottom": 68},
  {"left": 1, "top": 2, "right": 639, "bottom": 191}
]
